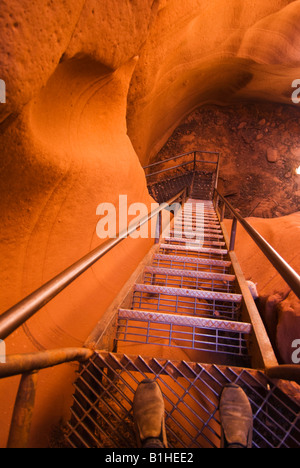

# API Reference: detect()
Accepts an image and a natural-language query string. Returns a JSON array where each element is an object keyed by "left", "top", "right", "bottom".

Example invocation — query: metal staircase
[
  {"left": 116, "top": 199, "right": 251, "bottom": 368},
  {"left": 64, "top": 153, "right": 300, "bottom": 449},
  {"left": 0, "top": 150, "right": 299, "bottom": 448}
]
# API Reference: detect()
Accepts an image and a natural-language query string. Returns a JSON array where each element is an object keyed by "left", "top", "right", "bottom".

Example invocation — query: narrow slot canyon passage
[{"left": 0, "top": 0, "right": 299, "bottom": 448}]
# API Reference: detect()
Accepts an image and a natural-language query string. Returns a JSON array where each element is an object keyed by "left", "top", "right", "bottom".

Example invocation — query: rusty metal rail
[
  {"left": 143, "top": 150, "right": 220, "bottom": 183},
  {"left": 0, "top": 190, "right": 186, "bottom": 341},
  {"left": 2, "top": 348, "right": 94, "bottom": 448},
  {"left": 0, "top": 188, "right": 187, "bottom": 448}
]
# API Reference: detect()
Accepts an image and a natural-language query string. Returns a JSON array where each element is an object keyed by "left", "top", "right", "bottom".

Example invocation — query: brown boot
[
  {"left": 133, "top": 379, "right": 168, "bottom": 448},
  {"left": 219, "top": 383, "right": 253, "bottom": 448}
]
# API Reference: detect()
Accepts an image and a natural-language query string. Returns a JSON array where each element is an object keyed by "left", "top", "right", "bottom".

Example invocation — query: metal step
[
  {"left": 66, "top": 352, "right": 300, "bottom": 449},
  {"left": 144, "top": 266, "right": 235, "bottom": 283},
  {"left": 119, "top": 309, "right": 251, "bottom": 333},
  {"left": 178, "top": 213, "right": 219, "bottom": 219},
  {"left": 153, "top": 253, "right": 232, "bottom": 273},
  {"left": 117, "top": 309, "right": 251, "bottom": 363},
  {"left": 176, "top": 215, "right": 219, "bottom": 222},
  {"left": 134, "top": 283, "right": 242, "bottom": 303},
  {"left": 183, "top": 211, "right": 217, "bottom": 216},
  {"left": 170, "top": 230, "right": 224, "bottom": 240},
  {"left": 179, "top": 211, "right": 218, "bottom": 218},
  {"left": 179, "top": 220, "right": 220, "bottom": 227},
  {"left": 143, "top": 266, "right": 235, "bottom": 292},
  {"left": 174, "top": 222, "right": 222, "bottom": 231},
  {"left": 172, "top": 228, "right": 223, "bottom": 237},
  {"left": 132, "top": 284, "right": 242, "bottom": 320},
  {"left": 160, "top": 243, "right": 228, "bottom": 257},
  {"left": 186, "top": 200, "right": 215, "bottom": 205},
  {"left": 175, "top": 223, "right": 221, "bottom": 230},
  {"left": 164, "top": 236, "right": 226, "bottom": 247}
]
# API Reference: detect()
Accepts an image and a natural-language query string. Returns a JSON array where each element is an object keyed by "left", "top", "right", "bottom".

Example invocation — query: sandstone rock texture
[
  {"left": 157, "top": 102, "right": 300, "bottom": 218},
  {"left": 0, "top": 0, "right": 300, "bottom": 448},
  {"left": 0, "top": 0, "right": 158, "bottom": 448},
  {"left": 128, "top": 0, "right": 300, "bottom": 163}
]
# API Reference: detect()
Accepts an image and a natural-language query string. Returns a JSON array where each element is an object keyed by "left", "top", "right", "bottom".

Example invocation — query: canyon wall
[
  {"left": 0, "top": 0, "right": 299, "bottom": 447},
  {"left": 0, "top": 0, "right": 158, "bottom": 448},
  {"left": 128, "top": 0, "right": 300, "bottom": 163}
]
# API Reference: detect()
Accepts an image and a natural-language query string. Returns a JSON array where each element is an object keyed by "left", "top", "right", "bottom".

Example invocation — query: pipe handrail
[
  {"left": 0, "top": 188, "right": 186, "bottom": 341},
  {"left": 0, "top": 348, "right": 94, "bottom": 379},
  {"left": 265, "top": 365, "right": 300, "bottom": 385},
  {"left": 146, "top": 159, "right": 219, "bottom": 179},
  {"left": 214, "top": 189, "right": 300, "bottom": 299},
  {"left": 146, "top": 160, "right": 194, "bottom": 179},
  {"left": 143, "top": 149, "right": 220, "bottom": 170}
]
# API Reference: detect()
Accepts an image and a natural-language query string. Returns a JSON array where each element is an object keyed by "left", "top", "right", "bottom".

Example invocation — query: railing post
[
  {"left": 215, "top": 153, "right": 220, "bottom": 191},
  {"left": 155, "top": 211, "right": 162, "bottom": 244},
  {"left": 7, "top": 371, "right": 38, "bottom": 448},
  {"left": 193, "top": 151, "right": 196, "bottom": 171},
  {"left": 220, "top": 201, "right": 226, "bottom": 222},
  {"left": 183, "top": 186, "right": 189, "bottom": 203},
  {"left": 229, "top": 217, "right": 238, "bottom": 251},
  {"left": 215, "top": 194, "right": 220, "bottom": 217}
]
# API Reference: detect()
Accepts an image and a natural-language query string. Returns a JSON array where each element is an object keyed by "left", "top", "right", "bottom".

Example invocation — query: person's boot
[
  {"left": 219, "top": 383, "right": 253, "bottom": 448},
  {"left": 133, "top": 379, "right": 168, "bottom": 448}
]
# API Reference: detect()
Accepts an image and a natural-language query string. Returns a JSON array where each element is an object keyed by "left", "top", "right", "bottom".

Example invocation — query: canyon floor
[{"left": 157, "top": 102, "right": 300, "bottom": 218}]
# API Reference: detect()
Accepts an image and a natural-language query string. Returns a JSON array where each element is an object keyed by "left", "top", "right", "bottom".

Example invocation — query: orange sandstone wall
[
  {"left": 0, "top": 0, "right": 300, "bottom": 448},
  {"left": 128, "top": 0, "right": 300, "bottom": 163},
  {"left": 0, "top": 0, "right": 158, "bottom": 448}
]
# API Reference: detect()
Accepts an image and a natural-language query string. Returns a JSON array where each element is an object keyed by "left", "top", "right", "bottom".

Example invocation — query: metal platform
[{"left": 66, "top": 352, "right": 300, "bottom": 449}]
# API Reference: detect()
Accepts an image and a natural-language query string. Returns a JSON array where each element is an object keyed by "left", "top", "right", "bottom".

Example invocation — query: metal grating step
[
  {"left": 153, "top": 253, "right": 232, "bottom": 274},
  {"left": 175, "top": 219, "right": 220, "bottom": 227},
  {"left": 134, "top": 284, "right": 242, "bottom": 303},
  {"left": 160, "top": 243, "right": 228, "bottom": 260},
  {"left": 143, "top": 266, "right": 236, "bottom": 292},
  {"left": 132, "top": 284, "right": 242, "bottom": 321},
  {"left": 144, "top": 266, "right": 235, "bottom": 281},
  {"left": 170, "top": 230, "right": 224, "bottom": 240},
  {"left": 174, "top": 224, "right": 222, "bottom": 233},
  {"left": 117, "top": 309, "right": 251, "bottom": 365},
  {"left": 119, "top": 309, "right": 252, "bottom": 334},
  {"left": 65, "top": 352, "right": 300, "bottom": 449},
  {"left": 178, "top": 214, "right": 219, "bottom": 221},
  {"left": 164, "top": 237, "right": 226, "bottom": 247},
  {"left": 183, "top": 213, "right": 217, "bottom": 218}
]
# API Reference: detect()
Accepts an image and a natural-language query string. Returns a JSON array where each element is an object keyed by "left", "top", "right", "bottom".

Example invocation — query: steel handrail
[
  {"left": 145, "top": 159, "right": 219, "bottom": 179},
  {"left": 214, "top": 189, "right": 300, "bottom": 299},
  {"left": 3, "top": 348, "right": 95, "bottom": 449},
  {"left": 145, "top": 160, "right": 193, "bottom": 178},
  {"left": 0, "top": 188, "right": 186, "bottom": 341},
  {"left": 265, "top": 364, "right": 300, "bottom": 384},
  {"left": 0, "top": 348, "right": 94, "bottom": 379},
  {"left": 143, "top": 150, "right": 220, "bottom": 170}
]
